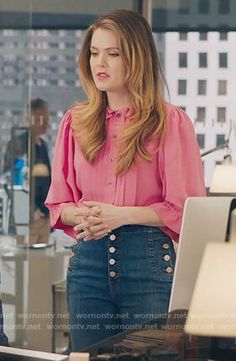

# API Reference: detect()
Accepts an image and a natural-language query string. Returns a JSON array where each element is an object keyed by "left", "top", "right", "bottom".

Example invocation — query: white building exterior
[{"left": 164, "top": 31, "right": 236, "bottom": 186}]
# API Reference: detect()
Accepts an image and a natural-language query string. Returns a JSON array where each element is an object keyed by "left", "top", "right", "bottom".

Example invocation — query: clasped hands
[{"left": 74, "top": 201, "right": 123, "bottom": 241}]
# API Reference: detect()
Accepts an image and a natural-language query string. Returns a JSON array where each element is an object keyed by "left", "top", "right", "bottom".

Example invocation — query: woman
[{"left": 46, "top": 9, "right": 206, "bottom": 351}]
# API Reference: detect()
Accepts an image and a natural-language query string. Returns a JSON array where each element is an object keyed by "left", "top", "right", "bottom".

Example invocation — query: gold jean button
[
  {"left": 109, "top": 271, "right": 116, "bottom": 278},
  {"left": 109, "top": 246, "right": 116, "bottom": 254},
  {"left": 109, "top": 234, "right": 116, "bottom": 241},
  {"left": 109, "top": 258, "right": 116, "bottom": 265},
  {"left": 164, "top": 254, "right": 171, "bottom": 262},
  {"left": 166, "top": 266, "right": 173, "bottom": 274},
  {"left": 163, "top": 243, "right": 170, "bottom": 249}
]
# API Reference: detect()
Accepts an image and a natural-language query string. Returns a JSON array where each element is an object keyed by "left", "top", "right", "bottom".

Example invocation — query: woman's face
[{"left": 89, "top": 27, "right": 128, "bottom": 95}]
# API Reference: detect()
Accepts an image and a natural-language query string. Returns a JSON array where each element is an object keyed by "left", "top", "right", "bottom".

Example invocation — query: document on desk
[
  {"left": 0, "top": 345, "right": 69, "bottom": 360},
  {"left": 70, "top": 353, "right": 90, "bottom": 361}
]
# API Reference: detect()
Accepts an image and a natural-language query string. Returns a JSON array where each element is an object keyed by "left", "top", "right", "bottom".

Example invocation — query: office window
[
  {"left": 196, "top": 107, "right": 206, "bottom": 122},
  {"left": 178, "top": 1, "right": 190, "bottom": 14},
  {"left": 219, "top": 53, "right": 228, "bottom": 68},
  {"left": 198, "top": 80, "right": 207, "bottom": 95},
  {"left": 199, "top": 53, "right": 207, "bottom": 68},
  {"left": 179, "top": 52, "right": 187, "bottom": 68},
  {"left": 65, "top": 42, "right": 75, "bottom": 49},
  {"left": 199, "top": 32, "right": 208, "bottom": 40},
  {"left": 49, "top": 42, "right": 59, "bottom": 48},
  {"left": 218, "top": 0, "right": 230, "bottom": 14},
  {"left": 197, "top": 134, "right": 205, "bottom": 149},
  {"left": 216, "top": 134, "right": 225, "bottom": 146},
  {"left": 49, "top": 79, "right": 58, "bottom": 86},
  {"left": 219, "top": 32, "right": 228, "bottom": 40},
  {"left": 218, "top": 80, "right": 227, "bottom": 95},
  {"left": 217, "top": 107, "right": 226, "bottom": 123},
  {"left": 179, "top": 32, "right": 188, "bottom": 40},
  {"left": 198, "top": 0, "right": 209, "bottom": 14},
  {"left": 178, "top": 79, "right": 187, "bottom": 95}
]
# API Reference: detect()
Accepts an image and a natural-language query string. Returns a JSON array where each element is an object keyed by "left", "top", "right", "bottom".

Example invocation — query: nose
[{"left": 96, "top": 52, "right": 107, "bottom": 67}]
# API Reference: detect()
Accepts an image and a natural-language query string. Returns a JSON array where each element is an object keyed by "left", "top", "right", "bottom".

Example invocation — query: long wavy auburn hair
[{"left": 72, "top": 9, "right": 167, "bottom": 175}]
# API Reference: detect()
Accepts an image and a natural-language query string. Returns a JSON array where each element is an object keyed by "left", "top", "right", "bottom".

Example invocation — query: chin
[{"left": 96, "top": 85, "right": 108, "bottom": 92}]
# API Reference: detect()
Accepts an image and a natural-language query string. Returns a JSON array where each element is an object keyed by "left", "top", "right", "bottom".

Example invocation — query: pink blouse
[{"left": 45, "top": 102, "right": 206, "bottom": 242}]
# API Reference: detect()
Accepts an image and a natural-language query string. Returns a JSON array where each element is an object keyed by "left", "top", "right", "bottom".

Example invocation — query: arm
[
  {"left": 45, "top": 110, "right": 83, "bottom": 238},
  {"left": 46, "top": 110, "right": 114, "bottom": 238},
  {"left": 120, "top": 205, "right": 164, "bottom": 226},
  {"left": 75, "top": 202, "right": 164, "bottom": 241},
  {"left": 45, "top": 111, "right": 109, "bottom": 238},
  {"left": 149, "top": 106, "right": 206, "bottom": 240}
]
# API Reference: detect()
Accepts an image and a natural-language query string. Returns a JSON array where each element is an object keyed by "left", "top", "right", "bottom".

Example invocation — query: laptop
[{"left": 168, "top": 196, "right": 235, "bottom": 312}]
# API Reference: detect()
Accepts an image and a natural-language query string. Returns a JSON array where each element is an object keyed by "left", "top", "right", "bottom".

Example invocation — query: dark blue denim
[{"left": 67, "top": 225, "right": 176, "bottom": 351}]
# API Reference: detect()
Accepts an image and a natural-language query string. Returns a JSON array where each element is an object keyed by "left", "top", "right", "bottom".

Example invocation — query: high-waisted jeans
[{"left": 67, "top": 225, "right": 176, "bottom": 351}]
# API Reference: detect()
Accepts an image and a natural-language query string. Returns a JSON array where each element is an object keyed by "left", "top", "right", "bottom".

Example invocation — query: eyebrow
[{"left": 90, "top": 46, "right": 120, "bottom": 51}]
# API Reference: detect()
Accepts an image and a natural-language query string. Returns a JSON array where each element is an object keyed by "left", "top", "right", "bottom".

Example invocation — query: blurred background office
[{"left": 0, "top": 0, "right": 235, "bottom": 354}]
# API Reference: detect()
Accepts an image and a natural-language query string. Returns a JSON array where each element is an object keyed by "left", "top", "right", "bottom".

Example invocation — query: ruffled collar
[{"left": 106, "top": 106, "right": 133, "bottom": 120}]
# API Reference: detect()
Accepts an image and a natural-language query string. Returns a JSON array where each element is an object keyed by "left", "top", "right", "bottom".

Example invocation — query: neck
[{"left": 106, "top": 91, "right": 131, "bottom": 111}]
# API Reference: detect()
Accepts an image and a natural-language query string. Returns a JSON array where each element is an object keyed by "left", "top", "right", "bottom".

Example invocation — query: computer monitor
[{"left": 168, "top": 196, "right": 235, "bottom": 312}]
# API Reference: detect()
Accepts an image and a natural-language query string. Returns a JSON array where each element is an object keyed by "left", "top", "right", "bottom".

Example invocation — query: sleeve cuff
[{"left": 149, "top": 201, "right": 183, "bottom": 241}]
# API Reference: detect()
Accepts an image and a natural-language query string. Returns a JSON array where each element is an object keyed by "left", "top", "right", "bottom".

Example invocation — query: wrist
[
  {"left": 119, "top": 206, "right": 133, "bottom": 226},
  {"left": 61, "top": 205, "right": 80, "bottom": 226}
]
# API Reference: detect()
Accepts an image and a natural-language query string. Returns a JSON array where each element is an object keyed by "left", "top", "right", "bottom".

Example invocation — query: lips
[{"left": 96, "top": 72, "right": 109, "bottom": 79}]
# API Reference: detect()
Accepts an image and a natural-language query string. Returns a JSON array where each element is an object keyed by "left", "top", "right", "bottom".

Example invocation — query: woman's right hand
[
  {"left": 61, "top": 205, "right": 100, "bottom": 226},
  {"left": 61, "top": 205, "right": 111, "bottom": 241}
]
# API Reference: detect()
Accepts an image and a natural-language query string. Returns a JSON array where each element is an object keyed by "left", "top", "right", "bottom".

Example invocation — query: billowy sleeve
[
  {"left": 149, "top": 106, "right": 206, "bottom": 241},
  {"left": 45, "top": 110, "right": 81, "bottom": 238}
]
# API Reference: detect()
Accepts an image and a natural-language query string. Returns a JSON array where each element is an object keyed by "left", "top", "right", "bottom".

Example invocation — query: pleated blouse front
[{"left": 45, "top": 103, "right": 206, "bottom": 242}]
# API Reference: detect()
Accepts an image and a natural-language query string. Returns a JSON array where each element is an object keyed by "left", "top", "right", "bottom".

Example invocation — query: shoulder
[
  {"left": 60, "top": 101, "right": 84, "bottom": 122},
  {"left": 60, "top": 108, "right": 73, "bottom": 127},
  {"left": 164, "top": 102, "right": 194, "bottom": 132},
  {"left": 58, "top": 103, "right": 83, "bottom": 131}
]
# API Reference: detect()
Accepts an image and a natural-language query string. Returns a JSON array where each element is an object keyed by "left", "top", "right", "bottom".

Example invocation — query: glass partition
[{"left": 0, "top": 0, "right": 141, "bottom": 353}]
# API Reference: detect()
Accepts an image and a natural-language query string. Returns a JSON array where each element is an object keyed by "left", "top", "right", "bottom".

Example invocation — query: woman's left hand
[{"left": 81, "top": 201, "right": 125, "bottom": 241}]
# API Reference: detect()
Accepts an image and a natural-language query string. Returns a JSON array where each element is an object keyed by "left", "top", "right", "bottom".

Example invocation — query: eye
[
  {"left": 109, "top": 53, "right": 120, "bottom": 57},
  {"left": 90, "top": 52, "right": 99, "bottom": 57}
]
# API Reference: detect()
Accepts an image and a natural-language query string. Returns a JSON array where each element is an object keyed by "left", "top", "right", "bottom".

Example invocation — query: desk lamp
[
  {"left": 201, "top": 138, "right": 236, "bottom": 195},
  {"left": 209, "top": 154, "right": 236, "bottom": 194}
]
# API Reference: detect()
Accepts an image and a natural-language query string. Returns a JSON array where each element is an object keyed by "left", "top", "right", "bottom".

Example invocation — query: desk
[
  {"left": 83, "top": 311, "right": 220, "bottom": 361},
  {"left": 52, "top": 280, "right": 69, "bottom": 354},
  {"left": 0, "top": 235, "right": 71, "bottom": 352}
]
